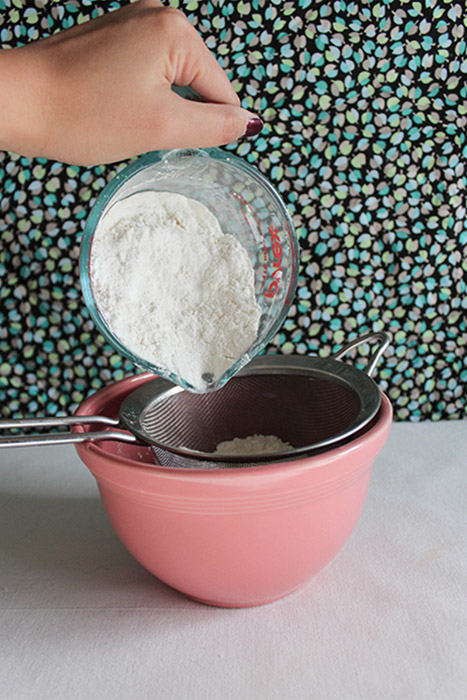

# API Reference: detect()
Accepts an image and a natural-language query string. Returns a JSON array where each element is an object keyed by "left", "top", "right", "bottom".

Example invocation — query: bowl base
[{"left": 182, "top": 582, "right": 307, "bottom": 608}]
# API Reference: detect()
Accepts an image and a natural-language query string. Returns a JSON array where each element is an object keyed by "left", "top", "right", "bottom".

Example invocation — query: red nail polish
[{"left": 244, "top": 117, "right": 263, "bottom": 137}]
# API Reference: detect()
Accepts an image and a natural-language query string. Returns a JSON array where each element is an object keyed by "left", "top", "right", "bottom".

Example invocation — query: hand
[{"left": 0, "top": 0, "right": 262, "bottom": 165}]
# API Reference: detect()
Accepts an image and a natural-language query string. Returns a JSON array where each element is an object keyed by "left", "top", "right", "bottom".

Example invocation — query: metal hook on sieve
[{"left": 332, "top": 331, "right": 391, "bottom": 377}]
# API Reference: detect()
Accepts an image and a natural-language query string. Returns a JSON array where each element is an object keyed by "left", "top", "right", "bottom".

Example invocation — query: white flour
[
  {"left": 90, "top": 191, "right": 262, "bottom": 391},
  {"left": 214, "top": 434, "right": 293, "bottom": 455}
]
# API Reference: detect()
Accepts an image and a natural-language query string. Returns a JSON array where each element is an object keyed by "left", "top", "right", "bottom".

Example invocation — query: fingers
[
  {"left": 160, "top": 94, "right": 263, "bottom": 149},
  {"left": 156, "top": 6, "right": 262, "bottom": 145},
  {"left": 161, "top": 8, "right": 241, "bottom": 108},
  {"left": 187, "top": 45, "right": 241, "bottom": 108}
]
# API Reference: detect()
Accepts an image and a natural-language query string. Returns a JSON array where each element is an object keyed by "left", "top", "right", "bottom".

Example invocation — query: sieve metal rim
[{"left": 118, "top": 353, "right": 382, "bottom": 464}]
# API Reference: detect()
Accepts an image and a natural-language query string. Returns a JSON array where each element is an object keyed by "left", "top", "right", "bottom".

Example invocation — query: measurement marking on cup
[
  {"left": 262, "top": 240, "right": 268, "bottom": 287},
  {"left": 265, "top": 225, "right": 283, "bottom": 299},
  {"left": 231, "top": 191, "right": 268, "bottom": 291}
]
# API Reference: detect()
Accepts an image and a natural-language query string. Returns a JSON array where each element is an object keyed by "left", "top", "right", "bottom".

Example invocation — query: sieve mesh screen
[{"left": 141, "top": 374, "right": 359, "bottom": 454}]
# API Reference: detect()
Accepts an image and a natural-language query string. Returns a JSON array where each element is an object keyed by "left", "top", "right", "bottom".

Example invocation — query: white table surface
[{"left": 1, "top": 419, "right": 466, "bottom": 700}]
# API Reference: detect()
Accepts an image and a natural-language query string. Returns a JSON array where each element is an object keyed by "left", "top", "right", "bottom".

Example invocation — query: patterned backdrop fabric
[{"left": 0, "top": 0, "right": 466, "bottom": 421}]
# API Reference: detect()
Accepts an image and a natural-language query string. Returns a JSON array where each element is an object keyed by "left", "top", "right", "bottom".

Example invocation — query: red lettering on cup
[{"left": 265, "top": 225, "right": 283, "bottom": 299}]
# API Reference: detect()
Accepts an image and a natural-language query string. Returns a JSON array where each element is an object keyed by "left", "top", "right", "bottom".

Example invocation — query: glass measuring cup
[{"left": 80, "top": 148, "right": 299, "bottom": 392}]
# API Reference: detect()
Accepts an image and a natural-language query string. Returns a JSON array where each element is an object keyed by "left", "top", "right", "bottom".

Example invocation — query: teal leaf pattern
[{"left": 0, "top": 0, "right": 466, "bottom": 421}]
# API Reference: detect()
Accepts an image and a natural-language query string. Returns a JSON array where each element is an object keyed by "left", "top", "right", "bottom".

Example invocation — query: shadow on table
[{"left": 0, "top": 491, "right": 192, "bottom": 609}]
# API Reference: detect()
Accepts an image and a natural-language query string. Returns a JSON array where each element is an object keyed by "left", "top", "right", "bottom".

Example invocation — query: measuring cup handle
[{"left": 332, "top": 331, "right": 391, "bottom": 377}]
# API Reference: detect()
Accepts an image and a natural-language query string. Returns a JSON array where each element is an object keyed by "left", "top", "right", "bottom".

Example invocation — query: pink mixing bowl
[{"left": 74, "top": 373, "right": 392, "bottom": 608}]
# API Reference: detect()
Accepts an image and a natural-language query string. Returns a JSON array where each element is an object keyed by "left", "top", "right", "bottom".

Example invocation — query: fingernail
[{"left": 244, "top": 117, "right": 264, "bottom": 137}]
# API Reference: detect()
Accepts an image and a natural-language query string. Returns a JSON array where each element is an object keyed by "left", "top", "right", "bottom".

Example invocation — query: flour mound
[
  {"left": 214, "top": 434, "right": 293, "bottom": 456},
  {"left": 90, "top": 191, "right": 262, "bottom": 391}
]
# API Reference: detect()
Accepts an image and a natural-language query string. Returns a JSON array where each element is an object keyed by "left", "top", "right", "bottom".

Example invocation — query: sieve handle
[
  {"left": 0, "top": 414, "right": 137, "bottom": 449},
  {"left": 332, "top": 331, "right": 391, "bottom": 376}
]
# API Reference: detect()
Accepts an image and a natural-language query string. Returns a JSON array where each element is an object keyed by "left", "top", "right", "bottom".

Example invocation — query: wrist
[{"left": 0, "top": 46, "right": 50, "bottom": 158}]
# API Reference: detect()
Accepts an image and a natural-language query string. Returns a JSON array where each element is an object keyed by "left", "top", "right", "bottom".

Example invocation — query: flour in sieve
[
  {"left": 90, "top": 191, "right": 262, "bottom": 391},
  {"left": 214, "top": 434, "right": 293, "bottom": 455}
]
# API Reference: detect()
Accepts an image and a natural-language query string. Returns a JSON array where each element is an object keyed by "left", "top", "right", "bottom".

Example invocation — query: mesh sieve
[
  {"left": 0, "top": 332, "right": 390, "bottom": 464},
  {"left": 147, "top": 374, "right": 361, "bottom": 468},
  {"left": 118, "top": 332, "right": 390, "bottom": 468}
]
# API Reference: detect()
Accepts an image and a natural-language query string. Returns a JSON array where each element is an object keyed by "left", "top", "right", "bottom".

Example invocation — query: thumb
[{"left": 163, "top": 95, "right": 263, "bottom": 149}]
